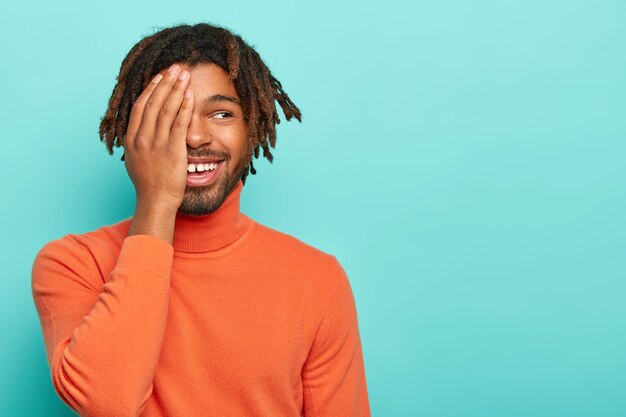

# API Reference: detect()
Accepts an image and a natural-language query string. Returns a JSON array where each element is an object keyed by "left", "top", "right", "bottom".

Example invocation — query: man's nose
[{"left": 185, "top": 114, "right": 212, "bottom": 148}]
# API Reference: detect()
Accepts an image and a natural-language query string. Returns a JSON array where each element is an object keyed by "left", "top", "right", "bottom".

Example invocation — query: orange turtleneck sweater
[{"left": 31, "top": 179, "right": 370, "bottom": 417}]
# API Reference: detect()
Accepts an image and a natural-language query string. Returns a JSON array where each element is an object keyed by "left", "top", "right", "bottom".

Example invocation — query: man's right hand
[
  {"left": 123, "top": 63, "right": 194, "bottom": 212},
  {"left": 123, "top": 63, "right": 195, "bottom": 244}
]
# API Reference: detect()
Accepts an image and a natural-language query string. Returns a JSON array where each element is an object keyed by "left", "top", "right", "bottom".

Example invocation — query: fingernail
[
  {"left": 178, "top": 70, "right": 189, "bottom": 81},
  {"left": 151, "top": 73, "right": 163, "bottom": 84},
  {"left": 168, "top": 64, "right": 180, "bottom": 75},
  {"left": 185, "top": 89, "right": 192, "bottom": 99}
]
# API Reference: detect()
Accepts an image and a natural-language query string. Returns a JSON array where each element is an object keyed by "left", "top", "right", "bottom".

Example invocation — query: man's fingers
[
  {"left": 170, "top": 89, "right": 194, "bottom": 148},
  {"left": 136, "top": 65, "right": 184, "bottom": 147},
  {"left": 125, "top": 73, "right": 163, "bottom": 149},
  {"left": 154, "top": 70, "right": 190, "bottom": 147}
]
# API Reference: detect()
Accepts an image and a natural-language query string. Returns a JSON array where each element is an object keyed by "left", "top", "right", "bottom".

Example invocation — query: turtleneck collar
[{"left": 172, "top": 180, "right": 251, "bottom": 253}]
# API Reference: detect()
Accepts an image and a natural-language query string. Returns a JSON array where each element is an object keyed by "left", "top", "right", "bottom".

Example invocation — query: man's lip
[{"left": 187, "top": 157, "right": 225, "bottom": 164}]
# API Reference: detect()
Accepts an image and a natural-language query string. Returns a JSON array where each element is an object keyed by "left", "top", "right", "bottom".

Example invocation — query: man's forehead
[
  {"left": 203, "top": 94, "right": 241, "bottom": 106},
  {"left": 156, "top": 62, "right": 240, "bottom": 102}
]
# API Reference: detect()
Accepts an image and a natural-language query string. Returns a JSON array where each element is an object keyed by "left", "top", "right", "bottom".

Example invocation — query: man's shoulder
[
  {"left": 46, "top": 217, "right": 130, "bottom": 251},
  {"left": 32, "top": 217, "right": 133, "bottom": 280},
  {"left": 249, "top": 219, "right": 340, "bottom": 271}
]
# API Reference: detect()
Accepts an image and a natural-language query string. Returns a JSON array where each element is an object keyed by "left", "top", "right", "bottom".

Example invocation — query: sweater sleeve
[
  {"left": 302, "top": 258, "right": 371, "bottom": 417},
  {"left": 31, "top": 233, "right": 174, "bottom": 417}
]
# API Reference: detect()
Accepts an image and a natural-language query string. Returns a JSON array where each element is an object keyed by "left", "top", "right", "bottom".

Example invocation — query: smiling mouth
[
  {"left": 187, "top": 161, "right": 222, "bottom": 173},
  {"left": 186, "top": 160, "right": 225, "bottom": 186}
]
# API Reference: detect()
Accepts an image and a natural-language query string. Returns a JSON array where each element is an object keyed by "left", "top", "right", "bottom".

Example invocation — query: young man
[{"left": 31, "top": 22, "right": 371, "bottom": 416}]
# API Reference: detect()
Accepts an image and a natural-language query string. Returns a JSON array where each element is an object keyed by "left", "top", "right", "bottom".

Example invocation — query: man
[{"left": 31, "top": 22, "right": 371, "bottom": 417}]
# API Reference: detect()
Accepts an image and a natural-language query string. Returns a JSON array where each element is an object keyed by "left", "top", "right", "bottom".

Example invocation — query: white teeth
[{"left": 187, "top": 162, "right": 219, "bottom": 173}]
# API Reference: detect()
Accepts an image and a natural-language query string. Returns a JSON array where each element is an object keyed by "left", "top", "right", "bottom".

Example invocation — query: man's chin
[
  {"left": 178, "top": 198, "right": 222, "bottom": 216},
  {"left": 178, "top": 177, "right": 228, "bottom": 216}
]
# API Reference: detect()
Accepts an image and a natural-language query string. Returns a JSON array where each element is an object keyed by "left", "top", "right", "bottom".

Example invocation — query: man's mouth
[
  {"left": 186, "top": 160, "right": 225, "bottom": 187},
  {"left": 187, "top": 161, "right": 222, "bottom": 173}
]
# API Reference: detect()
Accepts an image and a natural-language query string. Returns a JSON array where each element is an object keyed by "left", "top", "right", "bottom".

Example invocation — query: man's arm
[
  {"left": 31, "top": 219, "right": 174, "bottom": 416},
  {"left": 31, "top": 62, "right": 193, "bottom": 416},
  {"left": 302, "top": 258, "right": 372, "bottom": 417}
]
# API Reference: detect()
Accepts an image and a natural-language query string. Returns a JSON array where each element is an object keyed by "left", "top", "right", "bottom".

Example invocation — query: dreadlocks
[{"left": 98, "top": 22, "right": 302, "bottom": 186}]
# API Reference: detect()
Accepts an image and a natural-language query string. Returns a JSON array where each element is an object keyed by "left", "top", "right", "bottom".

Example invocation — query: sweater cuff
[{"left": 116, "top": 234, "right": 174, "bottom": 276}]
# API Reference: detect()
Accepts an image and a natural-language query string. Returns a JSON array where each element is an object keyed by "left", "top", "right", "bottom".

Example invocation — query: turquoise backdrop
[{"left": 2, "top": 1, "right": 625, "bottom": 416}]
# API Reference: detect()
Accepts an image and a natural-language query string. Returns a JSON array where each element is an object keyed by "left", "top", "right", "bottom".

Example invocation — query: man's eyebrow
[{"left": 203, "top": 94, "right": 241, "bottom": 105}]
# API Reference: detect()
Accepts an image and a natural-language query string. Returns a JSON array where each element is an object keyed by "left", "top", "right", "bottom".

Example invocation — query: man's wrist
[{"left": 128, "top": 201, "right": 178, "bottom": 244}]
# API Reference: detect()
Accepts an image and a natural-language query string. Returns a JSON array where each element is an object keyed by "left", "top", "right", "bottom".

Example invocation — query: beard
[{"left": 177, "top": 150, "right": 250, "bottom": 216}]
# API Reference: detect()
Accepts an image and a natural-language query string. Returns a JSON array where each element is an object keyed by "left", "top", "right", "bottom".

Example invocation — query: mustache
[{"left": 187, "top": 153, "right": 228, "bottom": 160}]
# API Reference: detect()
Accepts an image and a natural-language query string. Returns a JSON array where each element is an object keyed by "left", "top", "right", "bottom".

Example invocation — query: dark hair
[{"left": 98, "top": 22, "right": 302, "bottom": 185}]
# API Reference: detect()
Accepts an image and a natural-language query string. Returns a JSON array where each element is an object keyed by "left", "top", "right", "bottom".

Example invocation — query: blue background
[{"left": 2, "top": 1, "right": 625, "bottom": 416}]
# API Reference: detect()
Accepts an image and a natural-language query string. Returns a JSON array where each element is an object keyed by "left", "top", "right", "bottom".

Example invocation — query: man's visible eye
[{"left": 213, "top": 112, "right": 232, "bottom": 119}]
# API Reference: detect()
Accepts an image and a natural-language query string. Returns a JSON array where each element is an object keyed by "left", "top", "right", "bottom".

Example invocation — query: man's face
[{"left": 155, "top": 62, "right": 250, "bottom": 216}]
